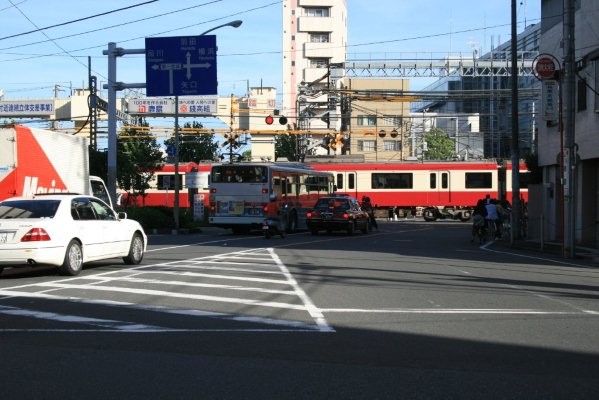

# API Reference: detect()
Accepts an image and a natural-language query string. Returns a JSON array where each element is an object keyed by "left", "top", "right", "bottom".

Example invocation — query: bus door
[
  {"left": 428, "top": 171, "right": 450, "bottom": 205},
  {"left": 334, "top": 171, "right": 357, "bottom": 198}
]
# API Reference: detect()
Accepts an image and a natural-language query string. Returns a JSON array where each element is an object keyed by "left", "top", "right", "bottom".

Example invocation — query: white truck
[{"left": 0, "top": 124, "right": 112, "bottom": 208}]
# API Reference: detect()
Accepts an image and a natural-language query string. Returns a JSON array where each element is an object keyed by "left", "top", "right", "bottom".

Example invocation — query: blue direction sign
[{"left": 145, "top": 35, "right": 217, "bottom": 97}]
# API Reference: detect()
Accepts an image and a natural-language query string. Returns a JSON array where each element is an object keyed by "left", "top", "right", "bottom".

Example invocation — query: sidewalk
[{"left": 494, "top": 238, "right": 599, "bottom": 266}]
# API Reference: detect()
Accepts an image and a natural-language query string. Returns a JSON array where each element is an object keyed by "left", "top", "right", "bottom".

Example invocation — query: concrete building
[
  {"left": 337, "top": 77, "right": 411, "bottom": 162},
  {"left": 537, "top": 0, "right": 599, "bottom": 248},
  {"left": 412, "top": 23, "right": 541, "bottom": 160},
  {"left": 282, "top": 0, "right": 347, "bottom": 127}
]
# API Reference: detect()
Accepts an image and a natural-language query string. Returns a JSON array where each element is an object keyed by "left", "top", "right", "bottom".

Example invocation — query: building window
[
  {"left": 356, "top": 115, "right": 376, "bottom": 126},
  {"left": 309, "top": 58, "right": 329, "bottom": 68},
  {"left": 310, "top": 32, "right": 330, "bottom": 43},
  {"left": 358, "top": 140, "right": 375, "bottom": 151},
  {"left": 304, "top": 7, "right": 330, "bottom": 17},
  {"left": 577, "top": 77, "right": 587, "bottom": 111},
  {"left": 382, "top": 115, "right": 402, "bottom": 127},
  {"left": 383, "top": 140, "right": 401, "bottom": 151}
]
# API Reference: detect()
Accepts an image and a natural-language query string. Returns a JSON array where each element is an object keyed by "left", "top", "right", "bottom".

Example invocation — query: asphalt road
[{"left": 1, "top": 219, "right": 598, "bottom": 399}]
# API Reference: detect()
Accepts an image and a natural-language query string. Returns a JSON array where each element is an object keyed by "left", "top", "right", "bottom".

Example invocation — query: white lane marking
[
  {"left": 24, "top": 282, "right": 311, "bottom": 311},
  {"left": 0, "top": 304, "right": 166, "bottom": 331},
  {"left": 320, "top": 308, "right": 599, "bottom": 315},
  {"left": 267, "top": 248, "right": 334, "bottom": 333},
  {"left": 484, "top": 244, "right": 593, "bottom": 267},
  {"left": 0, "top": 248, "right": 334, "bottom": 332},
  {"left": 0, "top": 293, "right": 325, "bottom": 332},
  {"left": 69, "top": 275, "right": 297, "bottom": 296}
]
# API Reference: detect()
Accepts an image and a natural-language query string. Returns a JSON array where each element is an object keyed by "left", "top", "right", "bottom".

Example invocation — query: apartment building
[
  {"left": 537, "top": 0, "right": 599, "bottom": 247},
  {"left": 282, "top": 0, "right": 347, "bottom": 127}
]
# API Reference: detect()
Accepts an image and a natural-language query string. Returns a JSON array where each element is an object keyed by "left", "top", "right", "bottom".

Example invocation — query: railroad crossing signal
[{"left": 222, "top": 132, "right": 240, "bottom": 148}]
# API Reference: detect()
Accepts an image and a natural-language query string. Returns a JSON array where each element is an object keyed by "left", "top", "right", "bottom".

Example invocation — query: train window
[
  {"left": 465, "top": 172, "right": 493, "bottom": 189},
  {"left": 157, "top": 174, "right": 182, "bottom": 190},
  {"left": 348, "top": 173, "right": 355, "bottom": 190},
  {"left": 429, "top": 173, "right": 437, "bottom": 189},
  {"left": 442, "top": 173, "right": 448, "bottom": 189},
  {"left": 336, "top": 174, "right": 344, "bottom": 190},
  {"left": 372, "top": 173, "right": 413, "bottom": 189}
]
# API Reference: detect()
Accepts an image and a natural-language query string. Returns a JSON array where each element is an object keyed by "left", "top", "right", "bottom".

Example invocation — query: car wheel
[
  {"left": 58, "top": 240, "right": 83, "bottom": 276},
  {"left": 123, "top": 233, "right": 144, "bottom": 265},
  {"left": 347, "top": 222, "right": 355, "bottom": 235}
]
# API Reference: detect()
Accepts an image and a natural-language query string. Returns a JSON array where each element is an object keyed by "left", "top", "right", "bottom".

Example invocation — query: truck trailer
[{"left": 0, "top": 124, "right": 112, "bottom": 207}]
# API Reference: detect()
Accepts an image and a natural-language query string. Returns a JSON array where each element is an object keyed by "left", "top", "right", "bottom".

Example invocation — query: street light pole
[
  {"left": 173, "top": 19, "right": 243, "bottom": 233},
  {"left": 104, "top": 20, "right": 242, "bottom": 228}
]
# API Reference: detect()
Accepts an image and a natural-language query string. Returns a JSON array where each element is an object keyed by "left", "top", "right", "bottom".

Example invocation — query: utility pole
[
  {"left": 510, "top": 0, "right": 521, "bottom": 242},
  {"left": 563, "top": 0, "right": 577, "bottom": 257}
]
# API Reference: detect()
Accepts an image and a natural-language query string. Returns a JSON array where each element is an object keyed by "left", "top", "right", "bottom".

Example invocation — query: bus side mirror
[
  {"left": 269, "top": 193, "right": 277, "bottom": 202},
  {"left": 333, "top": 185, "right": 338, "bottom": 192}
]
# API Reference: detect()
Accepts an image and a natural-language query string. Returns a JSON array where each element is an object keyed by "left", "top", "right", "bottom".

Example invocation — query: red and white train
[
  {"left": 119, "top": 160, "right": 529, "bottom": 222},
  {"left": 119, "top": 162, "right": 212, "bottom": 208},
  {"left": 308, "top": 160, "right": 529, "bottom": 221}
]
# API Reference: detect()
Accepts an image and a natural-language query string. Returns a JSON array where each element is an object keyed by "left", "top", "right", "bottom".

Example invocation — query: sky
[{"left": 0, "top": 0, "right": 541, "bottom": 133}]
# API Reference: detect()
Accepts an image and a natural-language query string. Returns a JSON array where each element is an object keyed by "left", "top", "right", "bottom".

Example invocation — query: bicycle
[{"left": 471, "top": 215, "right": 488, "bottom": 244}]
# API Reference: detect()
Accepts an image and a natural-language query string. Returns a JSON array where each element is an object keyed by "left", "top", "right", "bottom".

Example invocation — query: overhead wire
[{"left": 0, "top": 0, "right": 159, "bottom": 41}]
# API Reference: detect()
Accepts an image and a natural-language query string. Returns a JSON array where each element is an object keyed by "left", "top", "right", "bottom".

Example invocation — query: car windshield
[
  {"left": 0, "top": 200, "right": 60, "bottom": 219},
  {"left": 315, "top": 199, "right": 350, "bottom": 211}
]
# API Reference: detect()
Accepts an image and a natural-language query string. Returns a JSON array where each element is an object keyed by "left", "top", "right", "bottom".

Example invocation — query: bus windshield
[{"left": 211, "top": 165, "right": 268, "bottom": 183}]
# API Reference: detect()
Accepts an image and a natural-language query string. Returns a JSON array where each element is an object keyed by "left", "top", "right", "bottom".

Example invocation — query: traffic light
[{"left": 266, "top": 109, "right": 288, "bottom": 125}]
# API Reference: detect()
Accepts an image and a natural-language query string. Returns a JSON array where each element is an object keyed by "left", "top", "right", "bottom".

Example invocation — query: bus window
[{"left": 211, "top": 165, "right": 267, "bottom": 183}]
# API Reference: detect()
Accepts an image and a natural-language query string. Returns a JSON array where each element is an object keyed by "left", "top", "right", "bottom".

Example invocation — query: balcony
[
  {"left": 299, "top": 0, "right": 336, "bottom": 6},
  {"left": 297, "top": 16, "right": 334, "bottom": 33},
  {"left": 304, "top": 42, "right": 332, "bottom": 58},
  {"left": 303, "top": 67, "right": 329, "bottom": 83}
]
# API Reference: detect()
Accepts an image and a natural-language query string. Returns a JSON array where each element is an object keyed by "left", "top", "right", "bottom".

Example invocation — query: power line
[
  {"left": 0, "top": 0, "right": 159, "bottom": 41},
  {"left": 0, "top": 0, "right": 224, "bottom": 52}
]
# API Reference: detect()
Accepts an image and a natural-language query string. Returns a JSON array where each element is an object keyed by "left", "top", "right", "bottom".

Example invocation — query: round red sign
[{"left": 533, "top": 54, "right": 559, "bottom": 80}]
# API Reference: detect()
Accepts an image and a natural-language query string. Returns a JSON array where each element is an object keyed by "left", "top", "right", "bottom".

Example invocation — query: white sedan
[{"left": 0, "top": 194, "right": 147, "bottom": 276}]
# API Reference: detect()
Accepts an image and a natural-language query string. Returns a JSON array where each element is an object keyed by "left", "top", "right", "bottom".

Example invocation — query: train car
[
  {"left": 120, "top": 162, "right": 212, "bottom": 208},
  {"left": 308, "top": 160, "right": 529, "bottom": 221}
]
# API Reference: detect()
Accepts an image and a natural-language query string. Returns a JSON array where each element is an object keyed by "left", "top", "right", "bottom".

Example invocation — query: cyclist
[
  {"left": 361, "top": 196, "right": 378, "bottom": 231},
  {"left": 471, "top": 199, "right": 488, "bottom": 243},
  {"left": 485, "top": 199, "right": 501, "bottom": 239}
]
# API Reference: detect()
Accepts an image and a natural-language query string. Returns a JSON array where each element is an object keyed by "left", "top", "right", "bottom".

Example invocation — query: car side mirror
[{"left": 118, "top": 211, "right": 128, "bottom": 220}]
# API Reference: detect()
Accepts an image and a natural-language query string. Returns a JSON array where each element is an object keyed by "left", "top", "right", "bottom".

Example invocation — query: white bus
[{"left": 208, "top": 163, "right": 334, "bottom": 234}]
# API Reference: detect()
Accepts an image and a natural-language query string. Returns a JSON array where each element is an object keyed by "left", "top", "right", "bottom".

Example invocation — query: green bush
[{"left": 117, "top": 206, "right": 207, "bottom": 232}]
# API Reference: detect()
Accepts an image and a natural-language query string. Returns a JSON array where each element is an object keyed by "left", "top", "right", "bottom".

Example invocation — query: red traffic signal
[{"left": 265, "top": 115, "right": 288, "bottom": 125}]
